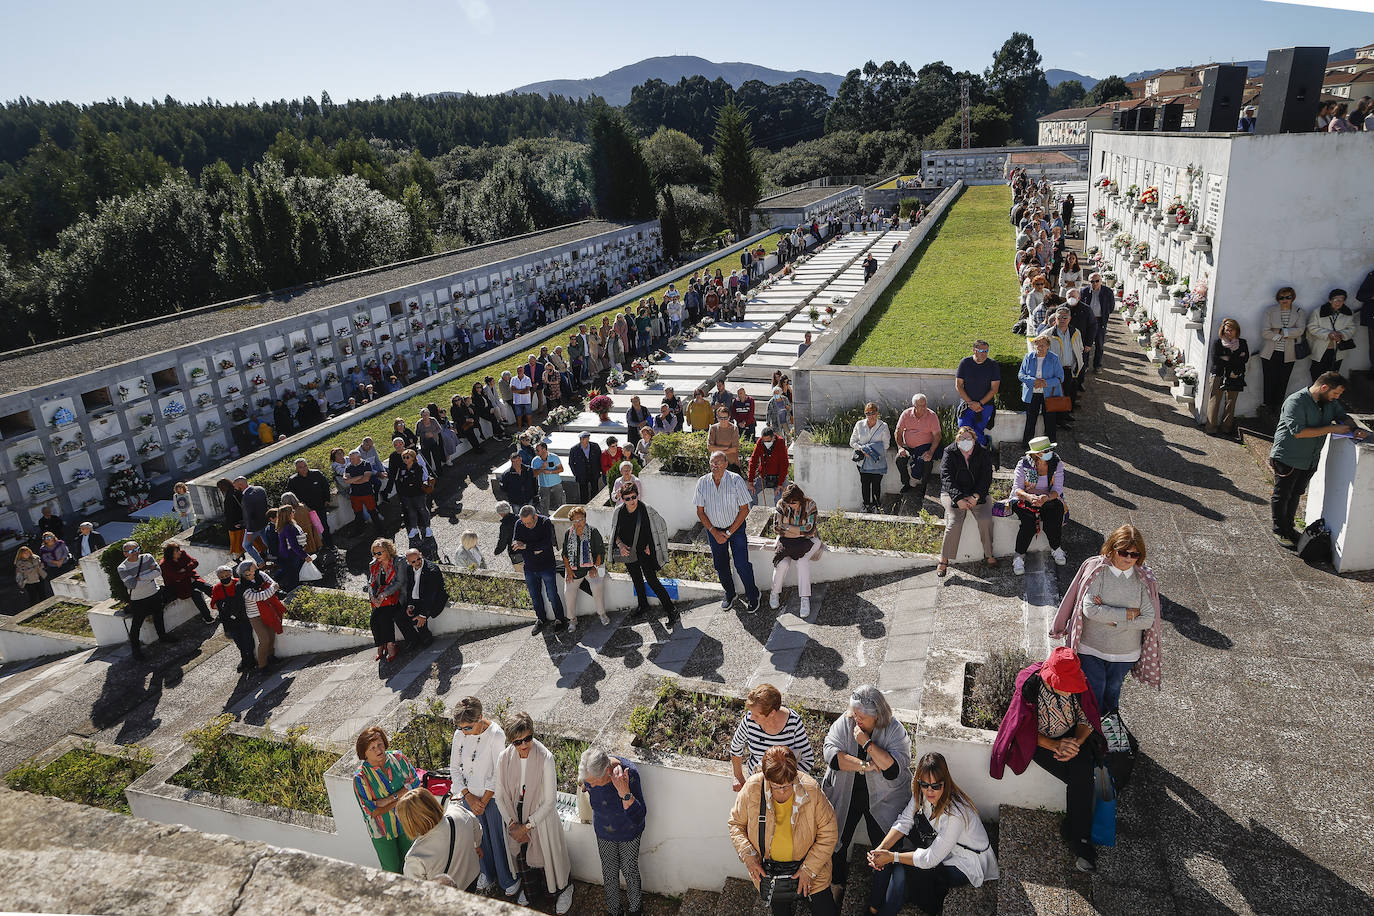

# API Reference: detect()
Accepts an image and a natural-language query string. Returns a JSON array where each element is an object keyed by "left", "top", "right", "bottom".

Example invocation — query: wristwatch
[{"left": 621, "top": 792, "right": 633, "bottom": 802}]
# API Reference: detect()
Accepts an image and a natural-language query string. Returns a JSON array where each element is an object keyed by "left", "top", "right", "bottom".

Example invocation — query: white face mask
[
  {"left": 1039, "top": 450, "right": 1054, "bottom": 462},
  {"left": 958, "top": 439, "right": 974, "bottom": 453}
]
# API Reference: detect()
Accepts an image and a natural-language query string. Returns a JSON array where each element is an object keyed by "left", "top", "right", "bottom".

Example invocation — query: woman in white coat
[
  {"left": 1304, "top": 288, "right": 1358, "bottom": 382},
  {"left": 397, "top": 787, "right": 483, "bottom": 891},
  {"left": 864, "top": 752, "right": 998, "bottom": 916},
  {"left": 495, "top": 712, "right": 573, "bottom": 914}
]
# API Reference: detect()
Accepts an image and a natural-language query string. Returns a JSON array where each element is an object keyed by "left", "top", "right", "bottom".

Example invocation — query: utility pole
[{"left": 960, "top": 80, "right": 971, "bottom": 149}]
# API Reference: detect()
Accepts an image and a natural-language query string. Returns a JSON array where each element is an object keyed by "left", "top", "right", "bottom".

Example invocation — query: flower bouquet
[
  {"left": 78, "top": 497, "right": 103, "bottom": 513},
  {"left": 1176, "top": 365, "right": 1199, "bottom": 386},
  {"left": 354, "top": 314, "right": 371, "bottom": 330},
  {"left": 1130, "top": 242, "right": 1150, "bottom": 264},
  {"left": 225, "top": 385, "right": 241, "bottom": 397},
  {"left": 1158, "top": 266, "right": 1178, "bottom": 286},
  {"left": 250, "top": 375, "right": 267, "bottom": 387},
  {"left": 185, "top": 447, "right": 202, "bottom": 463},
  {"left": 13, "top": 452, "right": 45, "bottom": 474},
  {"left": 136, "top": 436, "right": 162, "bottom": 456},
  {"left": 189, "top": 367, "right": 207, "bottom": 382},
  {"left": 1097, "top": 176, "right": 1112, "bottom": 190},
  {"left": 410, "top": 318, "right": 424, "bottom": 332},
  {"left": 53, "top": 433, "right": 85, "bottom": 454},
  {"left": 341, "top": 343, "right": 353, "bottom": 355},
  {"left": 359, "top": 339, "right": 374, "bottom": 350},
  {"left": 69, "top": 467, "right": 96, "bottom": 485},
  {"left": 138, "top": 413, "right": 155, "bottom": 428},
  {"left": 108, "top": 453, "right": 127, "bottom": 466},
  {"left": 1092, "top": 208, "right": 1106, "bottom": 223},
  {"left": 337, "top": 327, "right": 351, "bottom": 339},
  {"left": 172, "top": 429, "right": 191, "bottom": 444},
  {"left": 28, "top": 482, "right": 55, "bottom": 501},
  {"left": 545, "top": 405, "right": 579, "bottom": 427},
  {"left": 1106, "top": 219, "right": 1122, "bottom": 235},
  {"left": 245, "top": 354, "right": 263, "bottom": 369},
  {"left": 604, "top": 368, "right": 626, "bottom": 389},
  {"left": 162, "top": 400, "right": 186, "bottom": 420},
  {"left": 196, "top": 393, "right": 214, "bottom": 408},
  {"left": 208, "top": 444, "right": 228, "bottom": 460},
  {"left": 642, "top": 367, "right": 660, "bottom": 386},
  {"left": 1140, "top": 186, "right": 1159, "bottom": 208},
  {"left": 203, "top": 420, "right": 222, "bottom": 433},
  {"left": 589, "top": 394, "right": 615, "bottom": 419}
]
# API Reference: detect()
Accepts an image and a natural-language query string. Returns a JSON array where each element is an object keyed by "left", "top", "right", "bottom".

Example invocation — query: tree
[
  {"left": 826, "top": 61, "right": 918, "bottom": 134},
  {"left": 986, "top": 32, "right": 1049, "bottom": 144},
  {"left": 657, "top": 187, "right": 681, "bottom": 259},
  {"left": 1085, "top": 75, "right": 1133, "bottom": 106},
  {"left": 735, "top": 78, "right": 829, "bottom": 149},
  {"left": 1047, "top": 80, "right": 1087, "bottom": 112},
  {"left": 642, "top": 127, "right": 710, "bottom": 188},
  {"left": 927, "top": 104, "right": 1012, "bottom": 150},
  {"left": 711, "top": 97, "right": 763, "bottom": 239},
  {"left": 399, "top": 182, "right": 435, "bottom": 258},
  {"left": 587, "top": 108, "right": 656, "bottom": 220}
]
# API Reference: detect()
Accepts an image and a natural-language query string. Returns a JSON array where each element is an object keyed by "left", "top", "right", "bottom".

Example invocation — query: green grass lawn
[
  {"left": 251, "top": 233, "right": 787, "bottom": 495},
  {"left": 835, "top": 185, "right": 1024, "bottom": 402},
  {"left": 875, "top": 175, "right": 920, "bottom": 189}
]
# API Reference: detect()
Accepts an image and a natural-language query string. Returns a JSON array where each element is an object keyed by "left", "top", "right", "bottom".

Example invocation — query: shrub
[
  {"left": 169, "top": 714, "right": 337, "bottom": 815},
  {"left": 656, "top": 550, "right": 719, "bottom": 582},
  {"left": 443, "top": 571, "right": 532, "bottom": 609},
  {"left": 898, "top": 197, "right": 921, "bottom": 219},
  {"left": 963, "top": 647, "right": 1033, "bottom": 730},
  {"left": 816, "top": 510, "right": 942, "bottom": 554},
  {"left": 98, "top": 515, "right": 185, "bottom": 601},
  {"left": 7, "top": 744, "right": 152, "bottom": 814},
  {"left": 25, "top": 601, "right": 95, "bottom": 637},
  {"left": 648, "top": 431, "right": 712, "bottom": 476},
  {"left": 285, "top": 587, "right": 371, "bottom": 629},
  {"left": 806, "top": 405, "right": 897, "bottom": 447}
]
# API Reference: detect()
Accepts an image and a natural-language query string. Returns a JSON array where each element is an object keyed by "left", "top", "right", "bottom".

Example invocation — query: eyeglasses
[
  {"left": 371, "top": 551, "right": 383, "bottom": 557},
  {"left": 1277, "top": 294, "right": 1295, "bottom": 301},
  {"left": 917, "top": 780, "right": 945, "bottom": 791},
  {"left": 512, "top": 735, "right": 534, "bottom": 746},
  {"left": 458, "top": 723, "right": 476, "bottom": 733},
  {"left": 623, "top": 494, "right": 639, "bottom": 501},
  {"left": 1117, "top": 549, "right": 1142, "bottom": 559},
  {"left": 973, "top": 348, "right": 988, "bottom": 354}
]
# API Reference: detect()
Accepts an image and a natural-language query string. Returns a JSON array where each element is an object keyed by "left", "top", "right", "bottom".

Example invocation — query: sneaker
[
  {"left": 1013, "top": 555, "right": 1026, "bottom": 576},
  {"left": 744, "top": 595, "right": 761, "bottom": 615},
  {"left": 503, "top": 879, "right": 521, "bottom": 897},
  {"left": 799, "top": 597, "right": 811, "bottom": 619},
  {"left": 476, "top": 875, "right": 495, "bottom": 894},
  {"left": 556, "top": 886, "right": 574, "bottom": 914},
  {"left": 1051, "top": 547, "right": 1067, "bottom": 566},
  {"left": 517, "top": 890, "right": 528, "bottom": 906},
  {"left": 531, "top": 620, "right": 547, "bottom": 635},
  {"left": 666, "top": 609, "right": 681, "bottom": 630},
  {"left": 556, "top": 618, "right": 571, "bottom": 632},
  {"left": 769, "top": 591, "right": 781, "bottom": 610},
  {"left": 1074, "top": 841, "right": 1098, "bottom": 873},
  {"left": 598, "top": 611, "right": 610, "bottom": 625},
  {"left": 720, "top": 596, "right": 736, "bottom": 610}
]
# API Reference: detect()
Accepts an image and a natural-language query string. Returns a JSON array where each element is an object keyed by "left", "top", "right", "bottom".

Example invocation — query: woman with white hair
[
  {"left": 821, "top": 685, "right": 913, "bottom": 907},
  {"left": 579, "top": 746, "right": 646, "bottom": 916},
  {"left": 610, "top": 461, "right": 641, "bottom": 506}
]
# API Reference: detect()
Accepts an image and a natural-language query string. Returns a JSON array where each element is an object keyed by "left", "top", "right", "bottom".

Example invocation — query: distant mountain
[
  {"left": 507, "top": 56, "right": 846, "bottom": 105},
  {"left": 1121, "top": 47, "right": 1358, "bottom": 83},
  {"left": 1046, "top": 69, "right": 1098, "bottom": 91}
]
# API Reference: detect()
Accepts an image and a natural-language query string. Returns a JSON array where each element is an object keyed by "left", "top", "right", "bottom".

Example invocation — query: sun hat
[
  {"left": 1027, "top": 436, "right": 1057, "bottom": 453},
  {"left": 1041, "top": 646, "right": 1088, "bottom": 693}
]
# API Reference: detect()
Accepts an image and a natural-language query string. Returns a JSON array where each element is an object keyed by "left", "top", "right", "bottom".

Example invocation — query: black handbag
[
  {"left": 1294, "top": 337, "right": 1311, "bottom": 360},
  {"left": 1331, "top": 315, "right": 1356, "bottom": 351},
  {"left": 757, "top": 789, "right": 800, "bottom": 905}
]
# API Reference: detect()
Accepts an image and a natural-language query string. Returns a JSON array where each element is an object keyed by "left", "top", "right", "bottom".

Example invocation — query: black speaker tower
[
  {"left": 1256, "top": 47, "right": 1329, "bottom": 135},
  {"left": 1135, "top": 106, "right": 1158, "bottom": 131},
  {"left": 1157, "top": 103, "right": 1185, "bottom": 132},
  {"left": 1197, "top": 65, "right": 1248, "bottom": 131}
]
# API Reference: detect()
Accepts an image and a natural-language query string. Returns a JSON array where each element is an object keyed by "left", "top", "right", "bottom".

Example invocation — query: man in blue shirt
[
  {"left": 1268, "top": 371, "right": 1367, "bottom": 543},
  {"left": 532, "top": 441, "right": 565, "bottom": 512}
]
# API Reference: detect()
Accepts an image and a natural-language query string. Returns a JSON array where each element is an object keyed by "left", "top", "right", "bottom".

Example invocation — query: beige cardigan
[
  {"left": 1258, "top": 304, "right": 1307, "bottom": 362},
  {"left": 402, "top": 804, "right": 483, "bottom": 890},
  {"left": 728, "top": 772, "right": 838, "bottom": 892},
  {"left": 494, "top": 739, "right": 571, "bottom": 894}
]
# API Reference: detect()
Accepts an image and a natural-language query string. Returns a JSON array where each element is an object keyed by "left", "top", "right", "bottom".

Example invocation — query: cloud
[{"left": 457, "top": 0, "right": 495, "bottom": 35}]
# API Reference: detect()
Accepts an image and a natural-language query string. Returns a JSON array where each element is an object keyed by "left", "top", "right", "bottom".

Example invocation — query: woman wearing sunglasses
[
  {"left": 495, "top": 712, "right": 573, "bottom": 914},
  {"left": 1050, "top": 524, "right": 1163, "bottom": 716},
  {"left": 864, "top": 752, "right": 997, "bottom": 916}
]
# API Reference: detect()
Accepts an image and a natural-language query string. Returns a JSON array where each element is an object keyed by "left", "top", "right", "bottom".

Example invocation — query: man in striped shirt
[
  {"left": 694, "top": 451, "right": 760, "bottom": 613},
  {"left": 729, "top": 683, "right": 816, "bottom": 790}
]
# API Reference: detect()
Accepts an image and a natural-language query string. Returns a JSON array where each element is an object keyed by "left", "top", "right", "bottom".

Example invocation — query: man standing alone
[
  {"left": 694, "top": 452, "right": 760, "bottom": 613},
  {"left": 1269, "top": 371, "right": 1366, "bottom": 544}
]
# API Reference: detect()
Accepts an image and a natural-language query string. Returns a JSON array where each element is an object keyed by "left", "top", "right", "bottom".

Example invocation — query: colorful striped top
[{"left": 353, "top": 750, "right": 420, "bottom": 839}]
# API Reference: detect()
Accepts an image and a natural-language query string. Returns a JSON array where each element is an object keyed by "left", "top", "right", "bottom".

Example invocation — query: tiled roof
[{"left": 1037, "top": 105, "right": 1108, "bottom": 122}]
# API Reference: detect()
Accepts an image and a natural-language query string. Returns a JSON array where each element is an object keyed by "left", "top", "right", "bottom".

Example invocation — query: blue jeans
[
  {"left": 524, "top": 567, "right": 567, "bottom": 622},
  {"left": 242, "top": 527, "right": 269, "bottom": 565},
  {"left": 465, "top": 796, "right": 519, "bottom": 890},
  {"left": 707, "top": 527, "right": 758, "bottom": 603},
  {"left": 868, "top": 862, "right": 969, "bottom": 916},
  {"left": 1078, "top": 653, "right": 1134, "bottom": 714},
  {"left": 959, "top": 403, "right": 997, "bottom": 447}
]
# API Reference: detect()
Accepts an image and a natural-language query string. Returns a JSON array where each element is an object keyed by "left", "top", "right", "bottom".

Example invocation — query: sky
[{"left": 2, "top": 0, "right": 1372, "bottom": 105}]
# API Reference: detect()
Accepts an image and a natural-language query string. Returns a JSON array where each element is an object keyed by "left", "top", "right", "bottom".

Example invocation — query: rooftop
[
  {"left": 754, "top": 185, "right": 861, "bottom": 210},
  {"left": 1037, "top": 105, "right": 1109, "bottom": 122},
  {"left": 1009, "top": 150, "right": 1077, "bottom": 165},
  {"left": 0, "top": 219, "right": 637, "bottom": 397}
]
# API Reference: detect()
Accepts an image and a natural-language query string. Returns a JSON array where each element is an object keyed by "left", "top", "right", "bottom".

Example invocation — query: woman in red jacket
[
  {"left": 160, "top": 543, "right": 213, "bottom": 623},
  {"left": 746, "top": 426, "right": 788, "bottom": 506}
]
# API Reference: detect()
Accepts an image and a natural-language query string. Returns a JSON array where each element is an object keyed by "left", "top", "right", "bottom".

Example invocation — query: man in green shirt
[{"left": 1269, "top": 371, "right": 1367, "bottom": 543}]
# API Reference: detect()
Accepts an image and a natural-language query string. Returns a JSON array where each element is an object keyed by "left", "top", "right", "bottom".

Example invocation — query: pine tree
[{"left": 711, "top": 97, "right": 762, "bottom": 238}]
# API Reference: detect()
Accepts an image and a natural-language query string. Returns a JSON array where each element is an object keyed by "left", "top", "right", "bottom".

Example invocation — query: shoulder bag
[
  {"left": 756, "top": 788, "right": 800, "bottom": 906},
  {"left": 443, "top": 814, "right": 457, "bottom": 876},
  {"left": 1332, "top": 315, "right": 1356, "bottom": 351},
  {"left": 1044, "top": 395, "right": 1073, "bottom": 413}
]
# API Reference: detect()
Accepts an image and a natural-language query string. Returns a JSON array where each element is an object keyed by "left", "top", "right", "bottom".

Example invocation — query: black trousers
[
  {"left": 895, "top": 447, "right": 931, "bottom": 488},
  {"left": 1309, "top": 349, "right": 1342, "bottom": 382},
  {"left": 421, "top": 439, "right": 446, "bottom": 473},
  {"left": 1270, "top": 459, "right": 1316, "bottom": 535},
  {"left": 221, "top": 614, "right": 257, "bottom": 665},
  {"left": 1261, "top": 355, "right": 1294, "bottom": 411},
  {"left": 859, "top": 472, "right": 883, "bottom": 508},
  {"left": 1032, "top": 745, "right": 1094, "bottom": 843},
  {"left": 127, "top": 594, "right": 167, "bottom": 653},
  {"left": 1022, "top": 393, "right": 1057, "bottom": 447},
  {"left": 831, "top": 799, "right": 885, "bottom": 889},
  {"left": 575, "top": 477, "right": 599, "bottom": 505},
  {"left": 1013, "top": 499, "right": 1064, "bottom": 553},
  {"left": 370, "top": 603, "right": 418, "bottom": 647},
  {"left": 626, "top": 561, "right": 673, "bottom": 611}
]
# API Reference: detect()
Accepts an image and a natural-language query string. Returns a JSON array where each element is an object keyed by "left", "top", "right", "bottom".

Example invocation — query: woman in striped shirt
[
  {"left": 730, "top": 683, "right": 816, "bottom": 791},
  {"left": 352, "top": 726, "right": 421, "bottom": 873}
]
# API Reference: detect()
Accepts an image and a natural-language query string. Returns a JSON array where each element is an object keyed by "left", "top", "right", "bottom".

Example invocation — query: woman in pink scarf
[{"left": 1050, "top": 524, "right": 1163, "bottom": 713}]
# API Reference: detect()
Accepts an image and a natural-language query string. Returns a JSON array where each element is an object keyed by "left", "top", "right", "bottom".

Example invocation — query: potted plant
[
  {"left": 1175, "top": 365, "right": 1198, "bottom": 398},
  {"left": 808, "top": 306, "right": 820, "bottom": 322},
  {"left": 588, "top": 395, "right": 614, "bottom": 422}
]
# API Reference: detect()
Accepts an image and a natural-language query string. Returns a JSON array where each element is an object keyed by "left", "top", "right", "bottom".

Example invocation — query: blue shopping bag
[{"left": 1091, "top": 764, "right": 1117, "bottom": 847}]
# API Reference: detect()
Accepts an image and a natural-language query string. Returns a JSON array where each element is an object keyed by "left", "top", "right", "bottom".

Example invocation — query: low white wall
[
  {"left": 794, "top": 436, "right": 1019, "bottom": 510},
  {"left": 1311, "top": 436, "right": 1374, "bottom": 573},
  {"left": 628, "top": 468, "right": 702, "bottom": 535},
  {"left": 322, "top": 767, "right": 394, "bottom": 868},
  {"left": 49, "top": 569, "right": 91, "bottom": 601},
  {"left": 274, "top": 620, "right": 375, "bottom": 658},
  {"left": 79, "top": 553, "right": 111, "bottom": 601},
  {"left": 87, "top": 597, "right": 201, "bottom": 647},
  {"left": 0, "top": 626, "right": 91, "bottom": 664}
]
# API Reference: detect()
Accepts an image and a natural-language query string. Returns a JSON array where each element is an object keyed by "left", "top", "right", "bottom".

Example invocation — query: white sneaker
[
  {"left": 503, "top": 880, "right": 521, "bottom": 897},
  {"left": 517, "top": 890, "right": 528, "bottom": 906},
  {"left": 769, "top": 591, "right": 781, "bottom": 610},
  {"left": 1052, "top": 548, "right": 1067, "bottom": 566},
  {"left": 1013, "top": 555, "right": 1026, "bottom": 576},
  {"left": 598, "top": 610, "right": 610, "bottom": 625},
  {"left": 799, "top": 597, "right": 811, "bottom": 618},
  {"left": 476, "top": 875, "right": 494, "bottom": 893},
  {"left": 556, "top": 885, "right": 574, "bottom": 914}
]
